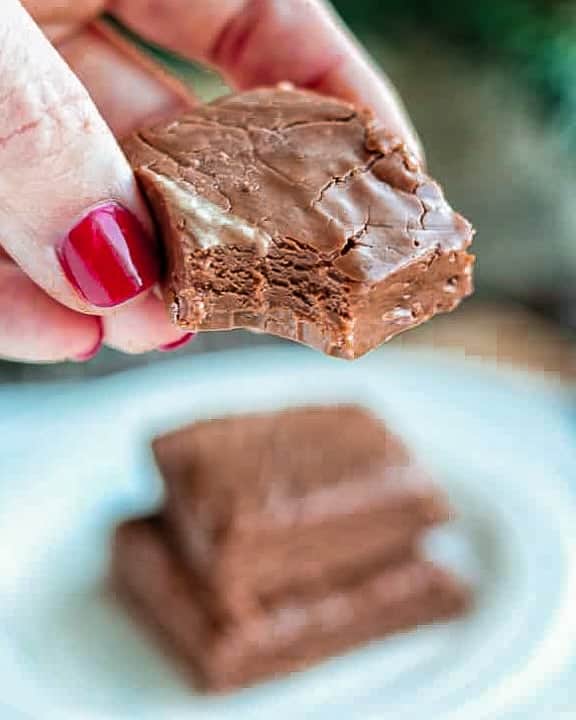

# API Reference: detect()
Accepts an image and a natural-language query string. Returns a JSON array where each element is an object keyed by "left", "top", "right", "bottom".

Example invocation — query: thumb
[{"left": 0, "top": 0, "right": 159, "bottom": 313}]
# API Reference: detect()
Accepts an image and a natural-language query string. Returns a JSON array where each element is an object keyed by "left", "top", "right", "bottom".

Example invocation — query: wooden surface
[{"left": 396, "top": 301, "right": 575, "bottom": 382}]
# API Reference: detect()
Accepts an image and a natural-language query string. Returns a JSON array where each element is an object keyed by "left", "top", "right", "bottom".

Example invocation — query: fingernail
[
  {"left": 71, "top": 318, "right": 104, "bottom": 362},
  {"left": 58, "top": 201, "right": 159, "bottom": 308},
  {"left": 158, "top": 332, "right": 195, "bottom": 352}
]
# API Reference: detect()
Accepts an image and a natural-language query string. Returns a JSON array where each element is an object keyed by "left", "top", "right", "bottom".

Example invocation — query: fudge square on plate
[
  {"left": 112, "top": 517, "right": 470, "bottom": 693},
  {"left": 112, "top": 405, "right": 471, "bottom": 692},
  {"left": 152, "top": 405, "right": 452, "bottom": 618}
]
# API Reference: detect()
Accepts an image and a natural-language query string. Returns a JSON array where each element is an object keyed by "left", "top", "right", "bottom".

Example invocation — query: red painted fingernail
[
  {"left": 158, "top": 332, "right": 195, "bottom": 352},
  {"left": 72, "top": 318, "right": 104, "bottom": 362},
  {"left": 58, "top": 201, "right": 159, "bottom": 308}
]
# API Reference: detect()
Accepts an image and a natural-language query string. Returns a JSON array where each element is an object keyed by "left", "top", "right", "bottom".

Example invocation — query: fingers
[
  {"left": 103, "top": 292, "right": 194, "bottom": 353},
  {"left": 22, "top": 0, "right": 108, "bottom": 26},
  {"left": 0, "top": 0, "right": 159, "bottom": 316},
  {"left": 57, "top": 21, "right": 193, "bottom": 137},
  {"left": 23, "top": 0, "right": 107, "bottom": 42},
  {"left": 57, "top": 21, "right": 196, "bottom": 353},
  {"left": 42, "top": 24, "right": 83, "bottom": 44},
  {"left": 0, "top": 258, "right": 102, "bottom": 362},
  {"left": 111, "top": 0, "right": 423, "bottom": 159}
]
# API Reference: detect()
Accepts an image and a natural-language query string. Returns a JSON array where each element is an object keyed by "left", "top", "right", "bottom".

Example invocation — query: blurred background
[
  {"left": 2, "top": 6, "right": 575, "bottom": 713},
  {"left": 2, "top": 0, "right": 575, "bottom": 382}
]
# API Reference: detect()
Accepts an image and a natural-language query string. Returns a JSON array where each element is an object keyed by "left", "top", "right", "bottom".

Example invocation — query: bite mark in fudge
[
  {"left": 152, "top": 405, "right": 450, "bottom": 619},
  {"left": 124, "top": 86, "right": 475, "bottom": 359},
  {"left": 112, "top": 517, "right": 471, "bottom": 693}
]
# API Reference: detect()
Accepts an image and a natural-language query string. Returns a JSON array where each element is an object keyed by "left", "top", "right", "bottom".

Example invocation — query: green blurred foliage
[{"left": 333, "top": 0, "right": 576, "bottom": 129}]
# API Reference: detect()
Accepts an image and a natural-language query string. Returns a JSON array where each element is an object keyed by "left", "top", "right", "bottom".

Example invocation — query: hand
[{"left": 1, "top": 0, "right": 421, "bottom": 363}]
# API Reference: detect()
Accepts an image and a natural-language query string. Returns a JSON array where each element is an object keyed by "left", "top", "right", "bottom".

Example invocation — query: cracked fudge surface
[
  {"left": 124, "top": 86, "right": 474, "bottom": 359},
  {"left": 153, "top": 405, "right": 450, "bottom": 619}
]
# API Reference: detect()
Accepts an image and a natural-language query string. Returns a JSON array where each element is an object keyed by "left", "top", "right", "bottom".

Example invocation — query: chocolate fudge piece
[
  {"left": 153, "top": 405, "right": 450, "bottom": 618},
  {"left": 112, "top": 517, "right": 471, "bottom": 693},
  {"left": 124, "top": 86, "right": 475, "bottom": 359}
]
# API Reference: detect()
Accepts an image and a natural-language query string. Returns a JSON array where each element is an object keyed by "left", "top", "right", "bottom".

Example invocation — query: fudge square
[
  {"left": 153, "top": 405, "right": 451, "bottom": 618},
  {"left": 112, "top": 517, "right": 471, "bottom": 693},
  {"left": 124, "top": 86, "right": 475, "bottom": 359}
]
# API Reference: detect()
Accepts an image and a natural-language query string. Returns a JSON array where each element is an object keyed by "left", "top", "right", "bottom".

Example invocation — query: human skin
[{"left": 0, "top": 0, "right": 420, "bottom": 362}]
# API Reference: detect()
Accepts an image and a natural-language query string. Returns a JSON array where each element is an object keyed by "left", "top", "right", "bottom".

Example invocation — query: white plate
[{"left": 0, "top": 347, "right": 575, "bottom": 720}]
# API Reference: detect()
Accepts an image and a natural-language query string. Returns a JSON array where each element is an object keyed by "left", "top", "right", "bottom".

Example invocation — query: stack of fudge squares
[{"left": 112, "top": 405, "right": 471, "bottom": 692}]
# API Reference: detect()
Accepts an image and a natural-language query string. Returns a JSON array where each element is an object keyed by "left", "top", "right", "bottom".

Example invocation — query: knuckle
[
  {"left": 0, "top": 80, "right": 98, "bottom": 161},
  {"left": 24, "top": 0, "right": 107, "bottom": 25}
]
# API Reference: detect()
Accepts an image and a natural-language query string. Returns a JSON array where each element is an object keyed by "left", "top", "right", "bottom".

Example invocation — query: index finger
[{"left": 110, "top": 0, "right": 423, "bottom": 160}]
